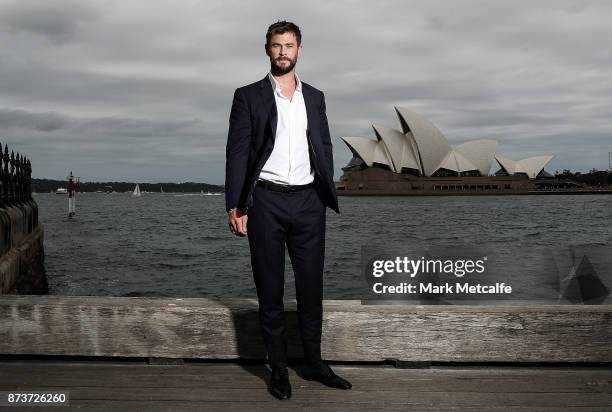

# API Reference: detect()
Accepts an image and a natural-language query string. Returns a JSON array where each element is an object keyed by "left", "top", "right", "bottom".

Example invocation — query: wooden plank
[
  {"left": 3, "top": 387, "right": 607, "bottom": 407},
  {"left": 0, "top": 365, "right": 611, "bottom": 394},
  {"left": 0, "top": 361, "right": 609, "bottom": 411},
  {"left": 38, "top": 402, "right": 612, "bottom": 412},
  {"left": 0, "top": 363, "right": 609, "bottom": 394},
  {"left": 0, "top": 374, "right": 612, "bottom": 409},
  {"left": 0, "top": 295, "right": 610, "bottom": 362}
]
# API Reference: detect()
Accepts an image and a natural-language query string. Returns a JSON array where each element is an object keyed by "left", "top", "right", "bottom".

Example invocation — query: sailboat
[
  {"left": 132, "top": 184, "right": 142, "bottom": 197},
  {"left": 160, "top": 185, "right": 164, "bottom": 193}
]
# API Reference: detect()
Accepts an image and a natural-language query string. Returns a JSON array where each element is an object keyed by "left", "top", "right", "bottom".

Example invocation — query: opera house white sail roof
[
  {"left": 341, "top": 107, "right": 553, "bottom": 179},
  {"left": 495, "top": 155, "right": 554, "bottom": 179}
]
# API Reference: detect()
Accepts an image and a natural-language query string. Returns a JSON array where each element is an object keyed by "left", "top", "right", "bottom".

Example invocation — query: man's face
[{"left": 266, "top": 32, "right": 302, "bottom": 75}]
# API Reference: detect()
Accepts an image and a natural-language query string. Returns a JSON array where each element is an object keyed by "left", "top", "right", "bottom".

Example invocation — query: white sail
[{"left": 133, "top": 184, "right": 141, "bottom": 197}]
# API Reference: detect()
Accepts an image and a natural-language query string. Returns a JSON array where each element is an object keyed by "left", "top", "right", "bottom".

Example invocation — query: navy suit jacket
[{"left": 225, "top": 75, "right": 340, "bottom": 214}]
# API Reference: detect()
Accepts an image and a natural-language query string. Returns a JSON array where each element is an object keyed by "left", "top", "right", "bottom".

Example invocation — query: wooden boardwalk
[
  {"left": 2, "top": 297, "right": 610, "bottom": 363},
  {"left": 2, "top": 298, "right": 610, "bottom": 409},
  {"left": 0, "top": 359, "right": 610, "bottom": 411}
]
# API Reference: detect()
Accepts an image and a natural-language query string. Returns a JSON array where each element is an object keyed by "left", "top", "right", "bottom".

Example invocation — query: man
[{"left": 225, "top": 21, "right": 351, "bottom": 400}]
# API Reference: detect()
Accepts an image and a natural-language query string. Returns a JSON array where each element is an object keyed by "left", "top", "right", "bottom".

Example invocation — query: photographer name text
[{"left": 372, "top": 282, "right": 512, "bottom": 294}]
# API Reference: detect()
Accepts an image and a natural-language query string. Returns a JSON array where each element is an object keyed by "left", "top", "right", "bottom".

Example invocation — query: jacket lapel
[
  {"left": 302, "top": 83, "right": 317, "bottom": 138},
  {"left": 259, "top": 75, "right": 277, "bottom": 142}
]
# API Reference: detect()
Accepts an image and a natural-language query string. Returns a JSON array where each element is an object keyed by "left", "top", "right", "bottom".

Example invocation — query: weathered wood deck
[
  {"left": 1, "top": 296, "right": 610, "bottom": 362},
  {"left": 1, "top": 296, "right": 610, "bottom": 409},
  {"left": 0, "top": 359, "right": 610, "bottom": 411}
]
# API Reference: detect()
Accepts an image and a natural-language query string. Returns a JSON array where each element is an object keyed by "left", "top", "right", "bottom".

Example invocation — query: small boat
[
  {"left": 55, "top": 188, "right": 67, "bottom": 194},
  {"left": 132, "top": 184, "right": 142, "bottom": 197}
]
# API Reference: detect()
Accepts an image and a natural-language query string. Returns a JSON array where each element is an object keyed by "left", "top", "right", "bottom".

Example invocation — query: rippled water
[{"left": 34, "top": 192, "right": 612, "bottom": 300}]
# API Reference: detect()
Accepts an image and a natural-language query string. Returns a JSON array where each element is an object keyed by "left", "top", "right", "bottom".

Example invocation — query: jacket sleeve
[
  {"left": 225, "top": 87, "right": 251, "bottom": 213},
  {"left": 319, "top": 91, "right": 335, "bottom": 180}
]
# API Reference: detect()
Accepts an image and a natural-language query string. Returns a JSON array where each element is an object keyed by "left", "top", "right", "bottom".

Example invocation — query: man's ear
[
  {"left": 297, "top": 44, "right": 303, "bottom": 58},
  {"left": 264, "top": 44, "right": 270, "bottom": 56}
]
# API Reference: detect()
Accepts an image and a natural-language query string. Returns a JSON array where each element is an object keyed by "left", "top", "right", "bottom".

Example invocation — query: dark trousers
[{"left": 247, "top": 183, "right": 327, "bottom": 369}]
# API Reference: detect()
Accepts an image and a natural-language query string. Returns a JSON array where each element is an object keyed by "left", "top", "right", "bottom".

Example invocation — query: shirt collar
[{"left": 268, "top": 72, "right": 302, "bottom": 94}]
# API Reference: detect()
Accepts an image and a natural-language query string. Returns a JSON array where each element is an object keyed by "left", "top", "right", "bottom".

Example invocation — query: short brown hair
[{"left": 266, "top": 21, "right": 301, "bottom": 46}]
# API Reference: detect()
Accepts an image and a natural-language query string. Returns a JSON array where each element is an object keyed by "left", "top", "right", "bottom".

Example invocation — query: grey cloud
[
  {"left": 1, "top": 0, "right": 611, "bottom": 183},
  {"left": 0, "top": 0, "right": 100, "bottom": 43},
  {"left": 0, "top": 108, "right": 205, "bottom": 138},
  {"left": 2, "top": 108, "right": 219, "bottom": 183},
  {"left": 0, "top": 109, "right": 68, "bottom": 132}
]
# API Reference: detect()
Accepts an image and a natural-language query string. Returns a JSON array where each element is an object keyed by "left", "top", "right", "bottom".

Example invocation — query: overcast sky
[{"left": 1, "top": 0, "right": 611, "bottom": 184}]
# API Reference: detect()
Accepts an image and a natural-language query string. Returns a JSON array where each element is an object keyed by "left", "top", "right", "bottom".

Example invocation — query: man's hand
[{"left": 228, "top": 208, "right": 248, "bottom": 237}]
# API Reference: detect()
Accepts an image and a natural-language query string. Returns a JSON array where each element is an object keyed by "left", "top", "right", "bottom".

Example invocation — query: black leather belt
[{"left": 257, "top": 180, "right": 313, "bottom": 193}]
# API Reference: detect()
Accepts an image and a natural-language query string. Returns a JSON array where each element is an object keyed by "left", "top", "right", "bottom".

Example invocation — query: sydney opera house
[{"left": 336, "top": 107, "right": 569, "bottom": 195}]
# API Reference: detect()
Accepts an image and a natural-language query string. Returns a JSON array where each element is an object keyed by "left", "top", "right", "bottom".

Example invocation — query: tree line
[
  {"left": 32, "top": 178, "right": 224, "bottom": 193},
  {"left": 554, "top": 169, "right": 612, "bottom": 187}
]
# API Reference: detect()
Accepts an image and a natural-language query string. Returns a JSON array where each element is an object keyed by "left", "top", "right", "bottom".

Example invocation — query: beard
[{"left": 270, "top": 56, "right": 297, "bottom": 75}]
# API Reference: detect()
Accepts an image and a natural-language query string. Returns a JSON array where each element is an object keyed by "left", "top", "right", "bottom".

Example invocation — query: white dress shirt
[{"left": 258, "top": 72, "right": 315, "bottom": 185}]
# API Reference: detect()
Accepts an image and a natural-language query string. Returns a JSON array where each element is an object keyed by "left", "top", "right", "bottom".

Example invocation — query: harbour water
[{"left": 34, "top": 192, "right": 612, "bottom": 301}]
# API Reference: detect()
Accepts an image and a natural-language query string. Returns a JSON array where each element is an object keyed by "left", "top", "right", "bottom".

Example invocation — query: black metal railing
[{"left": 0, "top": 142, "right": 33, "bottom": 208}]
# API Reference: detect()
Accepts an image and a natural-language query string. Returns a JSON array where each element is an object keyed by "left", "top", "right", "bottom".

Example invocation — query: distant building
[
  {"left": 341, "top": 107, "right": 553, "bottom": 178},
  {"left": 337, "top": 108, "right": 578, "bottom": 195}
]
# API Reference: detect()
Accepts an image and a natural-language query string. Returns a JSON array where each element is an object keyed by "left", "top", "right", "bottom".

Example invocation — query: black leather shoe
[
  {"left": 301, "top": 363, "right": 352, "bottom": 390},
  {"left": 269, "top": 367, "right": 292, "bottom": 400}
]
